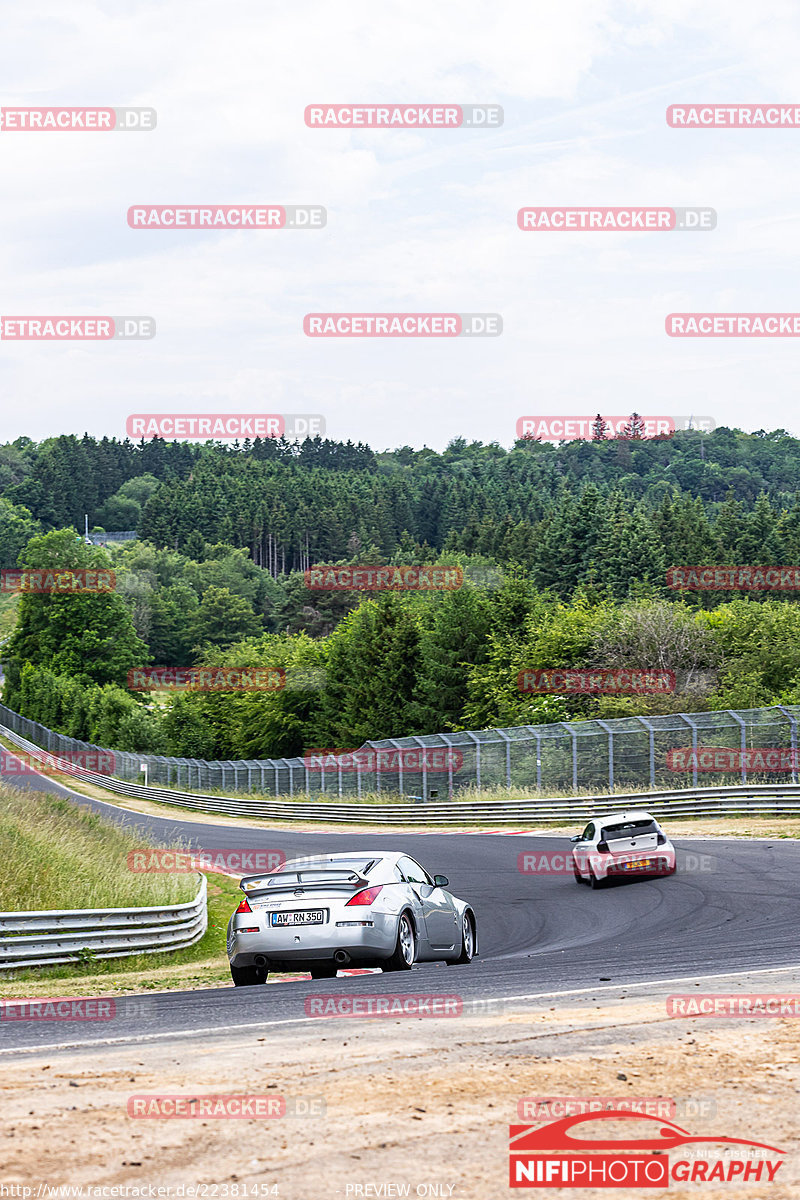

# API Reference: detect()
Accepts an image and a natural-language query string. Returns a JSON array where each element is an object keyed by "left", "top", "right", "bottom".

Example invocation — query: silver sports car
[{"left": 227, "top": 850, "right": 478, "bottom": 985}]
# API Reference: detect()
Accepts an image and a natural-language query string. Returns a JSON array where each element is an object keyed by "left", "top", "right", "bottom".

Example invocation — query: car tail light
[
  {"left": 236, "top": 896, "right": 252, "bottom": 913},
  {"left": 346, "top": 885, "right": 383, "bottom": 906},
  {"left": 597, "top": 840, "right": 609, "bottom": 853},
  {"left": 657, "top": 832, "right": 667, "bottom": 845}
]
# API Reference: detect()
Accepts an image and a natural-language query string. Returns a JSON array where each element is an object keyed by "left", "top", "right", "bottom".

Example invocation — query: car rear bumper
[
  {"left": 228, "top": 911, "right": 398, "bottom": 968},
  {"left": 573, "top": 847, "right": 676, "bottom": 881},
  {"left": 604, "top": 849, "right": 676, "bottom": 879}
]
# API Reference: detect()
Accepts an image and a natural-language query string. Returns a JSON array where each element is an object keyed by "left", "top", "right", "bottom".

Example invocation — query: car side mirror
[
  {"left": 433, "top": 874, "right": 449, "bottom": 888},
  {"left": 570, "top": 835, "right": 581, "bottom": 843}
]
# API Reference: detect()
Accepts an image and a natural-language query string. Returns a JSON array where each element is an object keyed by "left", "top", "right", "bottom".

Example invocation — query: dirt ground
[{"left": 1, "top": 968, "right": 798, "bottom": 1199}]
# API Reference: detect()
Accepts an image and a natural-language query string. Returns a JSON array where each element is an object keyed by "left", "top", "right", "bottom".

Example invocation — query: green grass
[
  {"left": 0, "top": 784, "right": 197, "bottom": 911},
  {"left": 1, "top": 870, "right": 241, "bottom": 993},
  {"left": 0, "top": 780, "right": 242, "bottom": 992}
]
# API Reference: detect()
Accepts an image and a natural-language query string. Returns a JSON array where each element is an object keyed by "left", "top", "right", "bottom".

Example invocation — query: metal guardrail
[
  {"left": 3, "top": 721, "right": 800, "bottom": 826},
  {"left": 0, "top": 875, "right": 207, "bottom": 970}
]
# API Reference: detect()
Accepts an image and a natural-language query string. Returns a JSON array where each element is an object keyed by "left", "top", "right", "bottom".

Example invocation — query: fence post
[
  {"left": 525, "top": 728, "right": 543, "bottom": 792},
  {"left": 412, "top": 737, "right": 428, "bottom": 800},
  {"left": 562, "top": 724, "right": 579, "bottom": 793},
  {"left": 463, "top": 732, "right": 480, "bottom": 793},
  {"left": 727, "top": 710, "right": 747, "bottom": 784},
  {"left": 596, "top": 720, "right": 614, "bottom": 791},
  {"left": 636, "top": 716, "right": 656, "bottom": 788},
  {"left": 776, "top": 706, "right": 799, "bottom": 784},
  {"left": 680, "top": 715, "right": 699, "bottom": 788},
  {"left": 497, "top": 729, "right": 512, "bottom": 789}
]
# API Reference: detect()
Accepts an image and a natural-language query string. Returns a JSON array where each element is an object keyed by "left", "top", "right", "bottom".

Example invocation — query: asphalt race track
[{"left": 3, "top": 770, "right": 800, "bottom": 1053}]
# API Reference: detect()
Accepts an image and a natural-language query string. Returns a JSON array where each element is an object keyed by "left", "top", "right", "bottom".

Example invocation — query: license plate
[
  {"left": 270, "top": 909, "right": 326, "bottom": 927},
  {"left": 625, "top": 859, "right": 652, "bottom": 870}
]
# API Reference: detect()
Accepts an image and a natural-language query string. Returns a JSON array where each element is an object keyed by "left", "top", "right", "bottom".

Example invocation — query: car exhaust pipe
[
  {"left": 254, "top": 955, "right": 268, "bottom": 968},
  {"left": 334, "top": 950, "right": 350, "bottom": 965}
]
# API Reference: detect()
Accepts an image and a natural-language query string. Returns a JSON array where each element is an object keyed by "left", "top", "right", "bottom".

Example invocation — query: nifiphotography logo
[{"left": 508, "top": 1111, "right": 785, "bottom": 1187}]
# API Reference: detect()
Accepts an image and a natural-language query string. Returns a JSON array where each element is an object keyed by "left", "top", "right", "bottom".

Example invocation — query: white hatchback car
[{"left": 570, "top": 810, "right": 676, "bottom": 888}]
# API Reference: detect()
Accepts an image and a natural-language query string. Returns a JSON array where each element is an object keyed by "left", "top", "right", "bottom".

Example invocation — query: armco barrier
[
  {"left": 0, "top": 875, "right": 207, "bottom": 970},
  {"left": 2, "top": 720, "right": 800, "bottom": 825}
]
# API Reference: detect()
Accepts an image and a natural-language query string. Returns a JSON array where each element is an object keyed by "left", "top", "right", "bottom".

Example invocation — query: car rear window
[
  {"left": 603, "top": 820, "right": 658, "bottom": 837},
  {"left": 273, "top": 859, "right": 376, "bottom": 880}
]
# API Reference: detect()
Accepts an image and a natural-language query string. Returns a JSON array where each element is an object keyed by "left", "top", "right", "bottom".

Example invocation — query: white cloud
[{"left": 1, "top": 0, "right": 800, "bottom": 447}]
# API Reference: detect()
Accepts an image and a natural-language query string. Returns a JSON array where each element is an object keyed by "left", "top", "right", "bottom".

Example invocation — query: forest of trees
[
  {"left": 5, "top": 424, "right": 800, "bottom": 762},
  {"left": 3, "top": 425, "right": 800, "bottom": 583}
]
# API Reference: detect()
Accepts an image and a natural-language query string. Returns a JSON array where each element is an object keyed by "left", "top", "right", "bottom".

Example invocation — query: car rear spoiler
[{"left": 239, "top": 867, "right": 370, "bottom": 896}]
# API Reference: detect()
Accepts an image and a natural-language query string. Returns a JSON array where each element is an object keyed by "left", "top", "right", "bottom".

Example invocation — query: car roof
[{"left": 589, "top": 810, "right": 658, "bottom": 826}]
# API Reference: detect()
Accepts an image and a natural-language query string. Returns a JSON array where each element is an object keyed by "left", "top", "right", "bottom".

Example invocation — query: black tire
[
  {"left": 573, "top": 862, "right": 584, "bottom": 883},
  {"left": 447, "top": 911, "right": 476, "bottom": 965},
  {"left": 230, "top": 963, "right": 267, "bottom": 987},
  {"left": 383, "top": 911, "right": 416, "bottom": 971},
  {"left": 588, "top": 869, "right": 603, "bottom": 890},
  {"left": 309, "top": 964, "right": 338, "bottom": 979}
]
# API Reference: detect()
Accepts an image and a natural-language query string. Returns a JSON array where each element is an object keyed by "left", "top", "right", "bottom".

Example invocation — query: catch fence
[{"left": 1, "top": 702, "right": 799, "bottom": 800}]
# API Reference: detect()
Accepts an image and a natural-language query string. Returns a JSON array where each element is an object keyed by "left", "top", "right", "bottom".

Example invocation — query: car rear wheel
[
  {"left": 447, "top": 912, "right": 475, "bottom": 965},
  {"left": 230, "top": 963, "right": 267, "bottom": 987},
  {"left": 384, "top": 912, "right": 416, "bottom": 971},
  {"left": 309, "top": 964, "right": 339, "bottom": 979},
  {"left": 588, "top": 869, "right": 604, "bottom": 890}
]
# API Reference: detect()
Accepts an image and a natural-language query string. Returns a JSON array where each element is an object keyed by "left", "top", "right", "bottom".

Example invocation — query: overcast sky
[{"left": 2, "top": 1, "right": 800, "bottom": 451}]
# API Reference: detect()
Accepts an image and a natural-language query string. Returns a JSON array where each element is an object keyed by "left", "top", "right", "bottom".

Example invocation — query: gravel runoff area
[{"left": 1, "top": 965, "right": 798, "bottom": 1198}]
